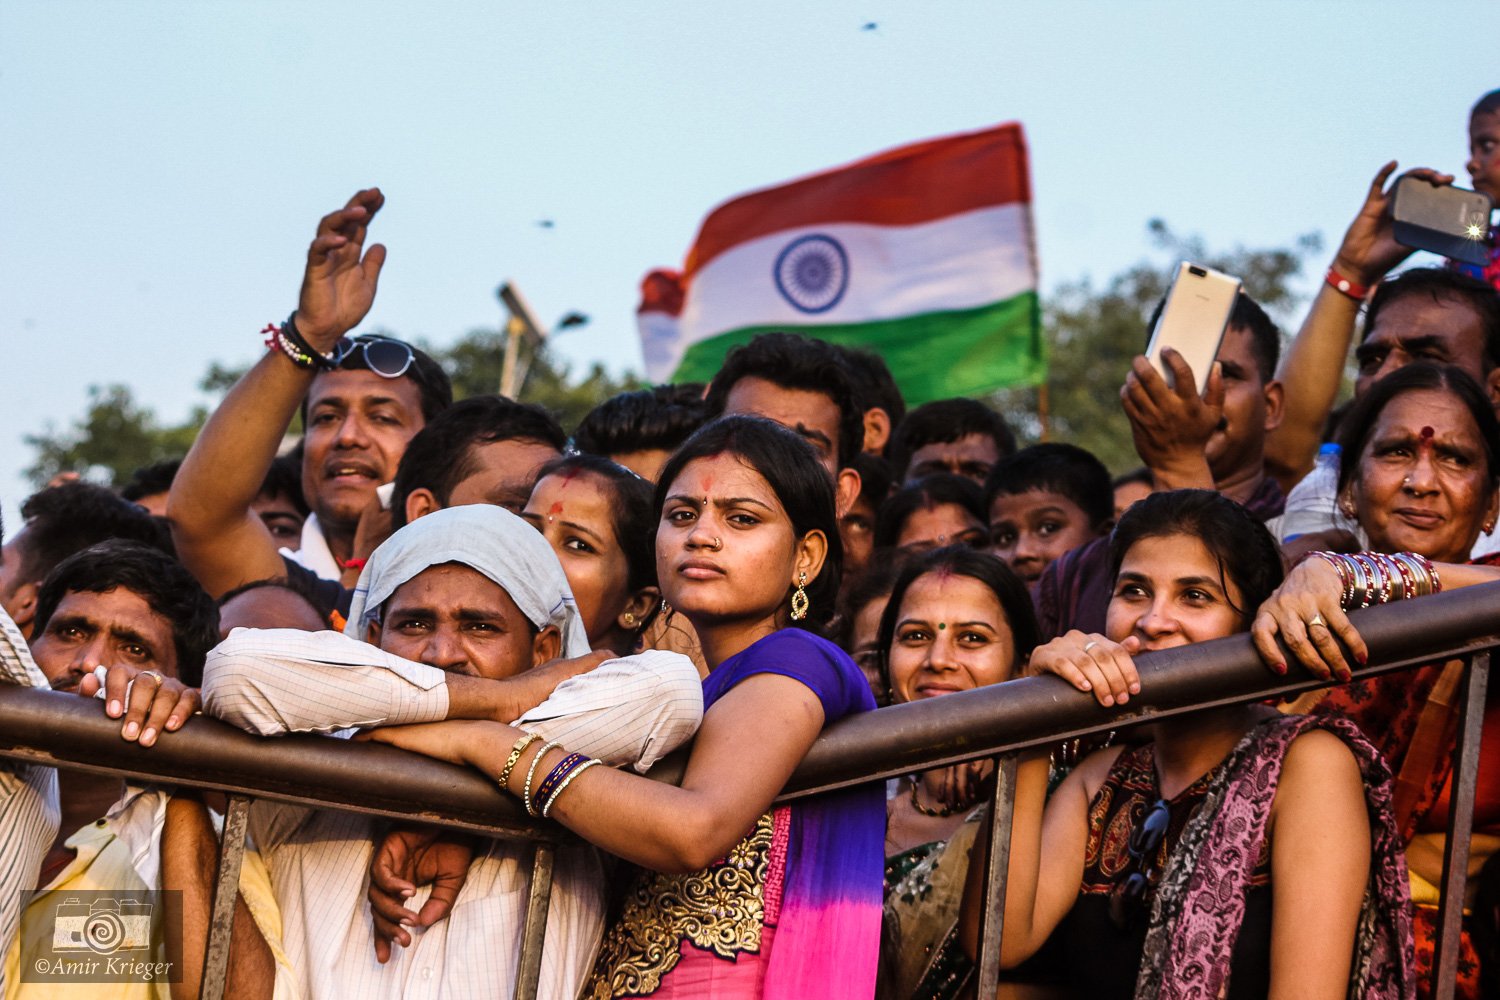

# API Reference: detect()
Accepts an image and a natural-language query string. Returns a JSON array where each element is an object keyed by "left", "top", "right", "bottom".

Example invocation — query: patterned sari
[{"left": 586, "top": 629, "right": 886, "bottom": 999}]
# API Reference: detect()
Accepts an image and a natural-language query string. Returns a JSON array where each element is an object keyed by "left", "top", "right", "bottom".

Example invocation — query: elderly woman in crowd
[
  {"left": 876, "top": 545, "right": 1039, "bottom": 999},
  {"left": 1253, "top": 363, "right": 1500, "bottom": 999}
]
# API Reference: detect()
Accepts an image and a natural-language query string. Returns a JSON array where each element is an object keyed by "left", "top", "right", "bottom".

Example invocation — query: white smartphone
[{"left": 1145, "top": 262, "right": 1242, "bottom": 394}]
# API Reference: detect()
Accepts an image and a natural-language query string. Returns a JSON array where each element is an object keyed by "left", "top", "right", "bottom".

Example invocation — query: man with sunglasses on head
[{"left": 169, "top": 189, "right": 451, "bottom": 620}]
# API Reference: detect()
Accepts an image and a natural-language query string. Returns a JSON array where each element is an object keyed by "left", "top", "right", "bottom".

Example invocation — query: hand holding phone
[
  {"left": 1145, "top": 262, "right": 1242, "bottom": 396},
  {"left": 1391, "top": 176, "right": 1493, "bottom": 267}
]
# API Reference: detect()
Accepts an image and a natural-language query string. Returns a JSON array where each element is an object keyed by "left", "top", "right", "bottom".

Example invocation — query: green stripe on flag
[{"left": 669, "top": 291, "right": 1044, "bottom": 406}]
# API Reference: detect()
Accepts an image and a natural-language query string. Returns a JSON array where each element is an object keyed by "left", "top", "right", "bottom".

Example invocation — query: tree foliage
[
  {"left": 24, "top": 385, "right": 208, "bottom": 487},
  {"left": 989, "top": 221, "right": 1322, "bottom": 471}
]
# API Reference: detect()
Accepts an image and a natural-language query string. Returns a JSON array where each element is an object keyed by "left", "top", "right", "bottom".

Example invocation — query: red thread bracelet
[
  {"left": 1325, "top": 266, "right": 1372, "bottom": 300},
  {"left": 340, "top": 558, "right": 367, "bottom": 572}
]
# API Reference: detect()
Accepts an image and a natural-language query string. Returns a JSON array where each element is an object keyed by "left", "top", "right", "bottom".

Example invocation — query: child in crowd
[{"left": 984, "top": 444, "right": 1113, "bottom": 585}]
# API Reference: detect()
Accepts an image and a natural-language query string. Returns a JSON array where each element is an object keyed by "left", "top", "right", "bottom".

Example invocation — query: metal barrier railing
[{"left": 2, "top": 579, "right": 1498, "bottom": 999}]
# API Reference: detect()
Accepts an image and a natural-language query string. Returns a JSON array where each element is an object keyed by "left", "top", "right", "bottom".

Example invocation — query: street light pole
[{"left": 497, "top": 282, "right": 545, "bottom": 399}]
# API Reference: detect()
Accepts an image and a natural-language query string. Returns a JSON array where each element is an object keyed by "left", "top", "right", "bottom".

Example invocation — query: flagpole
[{"left": 1037, "top": 382, "right": 1051, "bottom": 442}]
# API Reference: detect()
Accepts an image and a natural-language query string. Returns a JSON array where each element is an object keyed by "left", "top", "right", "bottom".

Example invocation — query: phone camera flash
[{"left": 1465, "top": 222, "right": 1485, "bottom": 240}]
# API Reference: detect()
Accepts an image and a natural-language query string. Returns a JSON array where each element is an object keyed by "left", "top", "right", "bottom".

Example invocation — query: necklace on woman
[{"left": 907, "top": 774, "right": 964, "bottom": 818}]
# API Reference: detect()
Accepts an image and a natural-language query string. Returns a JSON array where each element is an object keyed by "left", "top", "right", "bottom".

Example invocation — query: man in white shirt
[
  {"left": 9, "top": 539, "right": 286, "bottom": 1000},
  {"left": 201, "top": 504, "right": 703, "bottom": 999}
]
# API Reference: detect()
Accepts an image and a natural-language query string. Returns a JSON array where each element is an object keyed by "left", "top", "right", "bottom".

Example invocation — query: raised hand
[
  {"left": 294, "top": 188, "right": 388, "bottom": 351},
  {"left": 79, "top": 663, "right": 200, "bottom": 747},
  {"left": 1333, "top": 162, "right": 1456, "bottom": 288},
  {"left": 1121, "top": 347, "right": 1224, "bottom": 490},
  {"left": 367, "top": 825, "right": 476, "bottom": 963}
]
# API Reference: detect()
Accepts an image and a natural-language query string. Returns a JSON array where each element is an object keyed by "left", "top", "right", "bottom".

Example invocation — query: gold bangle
[
  {"left": 542, "top": 758, "right": 603, "bottom": 818},
  {"left": 498, "top": 732, "right": 540, "bottom": 791},
  {"left": 523, "top": 741, "right": 561, "bottom": 818}
]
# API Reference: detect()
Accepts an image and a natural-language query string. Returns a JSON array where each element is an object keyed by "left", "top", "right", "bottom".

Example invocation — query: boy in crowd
[
  {"left": 123, "top": 456, "right": 310, "bottom": 551},
  {"left": 985, "top": 443, "right": 1113, "bottom": 585},
  {"left": 890, "top": 397, "right": 1016, "bottom": 486}
]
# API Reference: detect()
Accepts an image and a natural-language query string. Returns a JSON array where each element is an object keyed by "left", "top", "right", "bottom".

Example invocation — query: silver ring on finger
[
  {"left": 1305, "top": 614, "right": 1327, "bottom": 631},
  {"left": 1082, "top": 641, "right": 1099, "bottom": 653},
  {"left": 139, "top": 670, "right": 165, "bottom": 685}
]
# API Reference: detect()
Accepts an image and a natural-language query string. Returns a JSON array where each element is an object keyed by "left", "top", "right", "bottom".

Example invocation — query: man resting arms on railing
[
  {"left": 201, "top": 504, "right": 703, "bottom": 1000},
  {"left": 5, "top": 541, "right": 289, "bottom": 1000}
]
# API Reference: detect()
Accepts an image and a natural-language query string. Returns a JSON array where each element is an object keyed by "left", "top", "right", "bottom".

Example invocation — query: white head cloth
[{"left": 343, "top": 504, "right": 589, "bottom": 657}]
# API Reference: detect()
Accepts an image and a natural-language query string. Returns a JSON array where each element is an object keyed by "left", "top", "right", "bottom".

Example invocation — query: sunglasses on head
[
  {"left": 1108, "top": 797, "right": 1170, "bottom": 929},
  {"left": 329, "top": 335, "right": 416, "bottom": 379}
]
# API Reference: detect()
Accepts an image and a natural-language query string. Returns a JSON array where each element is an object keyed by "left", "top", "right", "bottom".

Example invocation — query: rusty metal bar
[
  {"left": 513, "top": 841, "right": 556, "bottom": 1000},
  {"left": 1433, "top": 650, "right": 1489, "bottom": 997},
  {"left": 0, "top": 687, "right": 555, "bottom": 841},
  {"left": 778, "top": 581, "right": 1500, "bottom": 799},
  {"left": 1, "top": 584, "right": 1497, "bottom": 820},
  {"left": 974, "top": 754, "right": 1018, "bottom": 998},
  {"left": 199, "top": 795, "right": 250, "bottom": 1000}
]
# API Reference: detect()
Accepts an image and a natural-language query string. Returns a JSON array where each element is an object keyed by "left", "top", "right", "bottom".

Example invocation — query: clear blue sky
[{"left": 2, "top": 2, "right": 1496, "bottom": 522}]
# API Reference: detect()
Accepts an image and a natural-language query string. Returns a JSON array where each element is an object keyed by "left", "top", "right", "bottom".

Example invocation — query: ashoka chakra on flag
[{"left": 636, "top": 121, "right": 1043, "bottom": 405}]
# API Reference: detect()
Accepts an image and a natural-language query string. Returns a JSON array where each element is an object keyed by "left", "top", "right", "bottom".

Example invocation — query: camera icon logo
[{"left": 51, "top": 897, "right": 154, "bottom": 955}]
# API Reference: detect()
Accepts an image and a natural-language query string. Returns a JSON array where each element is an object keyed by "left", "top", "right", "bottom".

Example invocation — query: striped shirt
[
  {"left": 0, "top": 608, "right": 60, "bottom": 999},
  {"left": 201, "top": 629, "right": 703, "bottom": 1000}
]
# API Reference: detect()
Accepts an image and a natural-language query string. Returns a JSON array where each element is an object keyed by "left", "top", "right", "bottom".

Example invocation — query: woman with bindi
[
  {"left": 1253, "top": 363, "right": 1500, "bottom": 998},
  {"left": 363, "top": 416, "right": 886, "bottom": 999}
]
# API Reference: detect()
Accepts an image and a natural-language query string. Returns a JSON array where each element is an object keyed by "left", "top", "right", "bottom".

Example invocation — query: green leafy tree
[
  {"left": 989, "top": 221, "right": 1322, "bottom": 471},
  {"left": 431, "top": 328, "right": 640, "bottom": 430},
  {"left": 25, "top": 385, "right": 208, "bottom": 487}
]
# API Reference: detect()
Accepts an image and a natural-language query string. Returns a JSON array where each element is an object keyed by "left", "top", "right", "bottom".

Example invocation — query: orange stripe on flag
[{"left": 684, "top": 122, "right": 1030, "bottom": 278}]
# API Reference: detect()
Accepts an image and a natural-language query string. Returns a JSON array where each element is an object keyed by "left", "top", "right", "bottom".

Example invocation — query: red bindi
[
  {"left": 1419, "top": 426, "right": 1435, "bottom": 441},
  {"left": 548, "top": 501, "right": 564, "bottom": 517}
]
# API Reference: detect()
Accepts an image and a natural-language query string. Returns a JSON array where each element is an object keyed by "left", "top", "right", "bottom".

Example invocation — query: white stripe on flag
[{"left": 679, "top": 203, "right": 1035, "bottom": 342}]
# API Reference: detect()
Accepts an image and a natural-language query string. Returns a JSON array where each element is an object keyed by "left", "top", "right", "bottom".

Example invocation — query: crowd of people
[{"left": 1, "top": 89, "right": 1499, "bottom": 1000}]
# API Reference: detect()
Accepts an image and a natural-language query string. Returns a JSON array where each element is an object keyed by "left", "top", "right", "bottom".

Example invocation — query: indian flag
[{"left": 637, "top": 122, "right": 1042, "bottom": 404}]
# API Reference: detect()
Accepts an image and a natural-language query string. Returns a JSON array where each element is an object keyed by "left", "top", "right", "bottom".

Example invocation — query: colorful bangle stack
[
  {"left": 543, "top": 759, "right": 602, "bottom": 818},
  {"left": 1308, "top": 551, "right": 1441, "bottom": 610},
  {"left": 262, "top": 313, "right": 339, "bottom": 371},
  {"left": 522, "top": 740, "right": 562, "bottom": 817},
  {"left": 532, "top": 752, "right": 602, "bottom": 819},
  {"left": 498, "top": 732, "right": 540, "bottom": 790}
]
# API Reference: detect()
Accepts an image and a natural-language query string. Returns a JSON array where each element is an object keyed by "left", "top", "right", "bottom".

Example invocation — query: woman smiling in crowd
[
  {"left": 877, "top": 546, "right": 1039, "bottom": 999},
  {"left": 975, "top": 490, "right": 1413, "bottom": 999},
  {"left": 1254, "top": 363, "right": 1500, "bottom": 998}
]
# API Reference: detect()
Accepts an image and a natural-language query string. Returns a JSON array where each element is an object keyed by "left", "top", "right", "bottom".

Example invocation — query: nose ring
[{"left": 710, "top": 536, "right": 723, "bottom": 551}]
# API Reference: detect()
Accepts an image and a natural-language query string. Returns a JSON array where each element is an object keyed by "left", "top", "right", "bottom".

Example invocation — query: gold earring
[
  {"left": 622, "top": 612, "right": 636, "bottom": 627},
  {"left": 790, "top": 572, "right": 809, "bottom": 621},
  {"left": 1486, "top": 521, "right": 1497, "bottom": 535}
]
